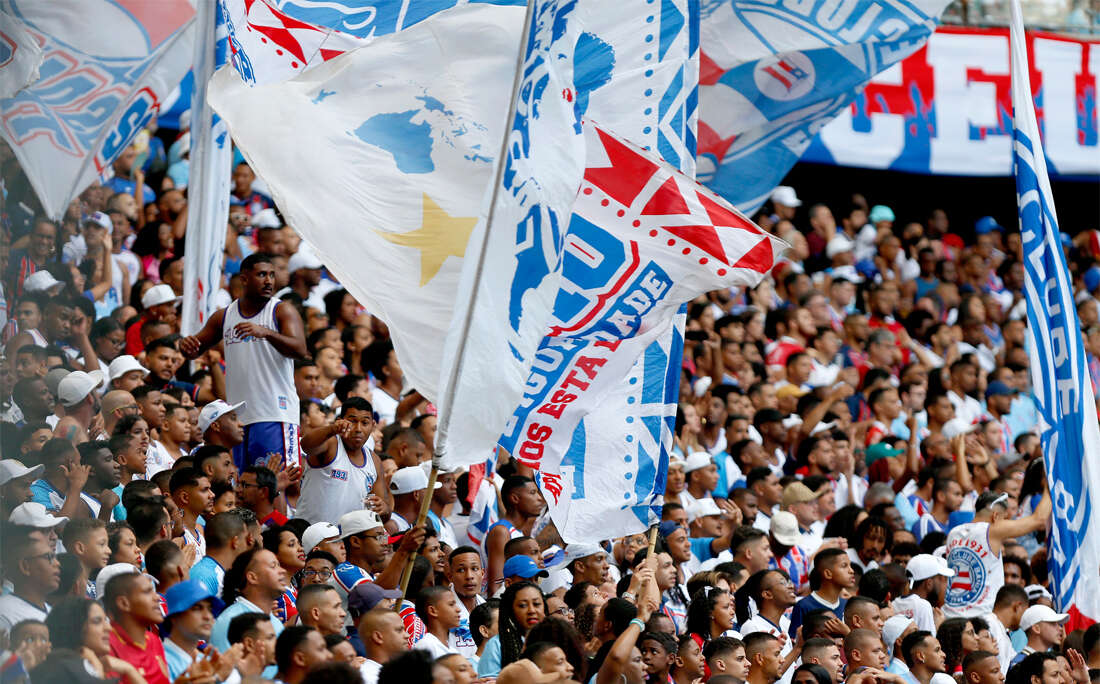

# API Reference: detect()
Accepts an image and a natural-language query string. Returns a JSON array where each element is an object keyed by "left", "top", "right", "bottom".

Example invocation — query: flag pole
[
  {"left": 398, "top": 0, "right": 536, "bottom": 602},
  {"left": 647, "top": 525, "right": 659, "bottom": 556}
]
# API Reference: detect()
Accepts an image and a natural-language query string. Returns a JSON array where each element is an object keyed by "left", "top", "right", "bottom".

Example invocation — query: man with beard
[
  {"left": 298, "top": 397, "right": 390, "bottom": 524},
  {"left": 893, "top": 555, "right": 953, "bottom": 633},
  {"left": 180, "top": 253, "right": 307, "bottom": 472}
]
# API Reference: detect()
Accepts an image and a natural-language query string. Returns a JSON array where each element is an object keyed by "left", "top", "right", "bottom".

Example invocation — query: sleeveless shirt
[
  {"left": 222, "top": 298, "right": 298, "bottom": 425},
  {"left": 297, "top": 437, "right": 378, "bottom": 524},
  {"left": 944, "top": 521, "right": 1004, "bottom": 618}
]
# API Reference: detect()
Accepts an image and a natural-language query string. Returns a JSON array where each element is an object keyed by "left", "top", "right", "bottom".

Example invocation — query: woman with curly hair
[
  {"left": 476, "top": 580, "right": 545, "bottom": 678},
  {"left": 686, "top": 585, "right": 736, "bottom": 643},
  {"left": 937, "top": 617, "right": 979, "bottom": 675}
]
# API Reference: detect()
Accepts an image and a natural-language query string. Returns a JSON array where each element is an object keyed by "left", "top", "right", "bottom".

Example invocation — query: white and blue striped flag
[{"left": 1011, "top": 0, "right": 1100, "bottom": 629}]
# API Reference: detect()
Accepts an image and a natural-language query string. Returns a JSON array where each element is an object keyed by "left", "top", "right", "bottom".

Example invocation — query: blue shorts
[{"left": 234, "top": 422, "right": 301, "bottom": 472}]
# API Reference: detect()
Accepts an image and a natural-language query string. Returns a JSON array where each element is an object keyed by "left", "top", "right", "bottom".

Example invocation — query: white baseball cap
[
  {"left": 251, "top": 208, "right": 281, "bottom": 229},
  {"left": 943, "top": 418, "right": 978, "bottom": 440},
  {"left": 58, "top": 370, "right": 106, "bottom": 407},
  {"left": 826, "top": 234, "right": 855, "bottom": 259},
  {"left": 96, "top": 563, "right": 141, "bottom": 601},
  {"left": 563, "top": 543, "right": 604, "bottom": 566},
  {"left": 906, "top": 554, "right": 955, "bottom": 582},
  {"left": 142, "top": 283, "right": 180, "bottom": 309},
  {"left": 9, "top": 502, "right": 68, "bottom": 528},
  {"left": 0, "top": 460, "right": 44, "bottom": 486},
  {"left": 337, "top": 510, "right": 384, "bottom": 538},
  {"left": 683, "top": 451, "right": 714, "bottom": 474},
  {"left": 1020, "top": 604, "right": 1069, "bottom": 631},
  {"left": 389, "top": 466, "right": 442, "bottom": 496},
  {"left": 302, "top": 522, "right": 341, "bottom": 554},
  {"left": 770, "top": 510, "right": 802, "bottom": 547},
  {"left": 771, "top": 185, "right": 802, "bottom": 208},
  {"left": 288, "top": 244, "right": 324, "bottom": 273},
  {"left": 689, "top": 497, "right": 723, "bottom": 523},
  {"left": 85, "top": 211, "right": 113, "bottom": 233},
  {"left": 108, "top": 355, "right": 149, "bottom": 381},
  {"left": 882, "top": 615, "right": 915, "bottom": 656},
  {"left": 830, "top": 264, "right": 864, "bottom": 283},
  {"left": 198, "top": 400, "right": 245, "bottom": 434},
  {"left": 22, "top": 270, "right": 63, "bottom": 294}
]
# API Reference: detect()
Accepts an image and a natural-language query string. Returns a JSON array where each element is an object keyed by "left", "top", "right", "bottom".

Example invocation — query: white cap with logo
[
  {"left": 198, "top": 400, "right": 245, "bottom": 433},
  {"left": 58, "top": 370, "right": 106, "bottom": 407}
]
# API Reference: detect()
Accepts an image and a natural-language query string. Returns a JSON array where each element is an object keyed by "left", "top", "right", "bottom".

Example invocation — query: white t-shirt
[
  {"left": 360, "top": 659, "right": 382, "bottom": 684},
  {"left": 413, "top": 632, "right": 457, "bottom": 659},
  {"left": 145, "top": 440, "right": 176, "bottom": 478},
  {"left": 371, "top": 388, "right": 399, "bottom": 426},
  {"left": 948, "top": 391, "right": 983, "bottom": 426},
  {"left": 984, "top": 612, "right": 1017, "bottom": 674},
  {"left": 0, "top": 594, "right": 49, "bottom": 633},
  {"left": 892, "top": 594, "right": 935, "bottom": 633}
]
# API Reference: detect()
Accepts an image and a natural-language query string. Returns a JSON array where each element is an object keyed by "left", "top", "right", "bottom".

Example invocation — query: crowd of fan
[{"left": 1, "top": 124, "right": 1099, "bottom": 684}]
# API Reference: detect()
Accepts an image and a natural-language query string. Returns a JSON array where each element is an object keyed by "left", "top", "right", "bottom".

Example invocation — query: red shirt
[
  {"left": 261, "top": 510, "right": 289, "bottom": 528},
  {"left": 109, "top": 620, "right": 170, "bottom": 684},
  {"left": 125, "top": 314, "right": 150, "bottom": 356}
]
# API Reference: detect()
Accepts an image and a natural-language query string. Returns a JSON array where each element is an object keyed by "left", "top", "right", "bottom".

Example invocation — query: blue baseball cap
[
  {"left": 1084, "top": 265, "right": 1100, "bottom": 293},
  {"left": 164, "top": 579, "right": 223, "bottom": 617},
  {"left": 975, "top": 216, "right": 1004, "bottom": 234},
  {"left": 855, "top": 259, "right": 879, "bottom": 279},
  {"left": 869, "top": 205, "right": 895, "bottom": 224},
  {"left": 985, "top": 380, "right": 1019, "bottom": 399},
  {"left": 503, "top": 555, "right": 548, "bottom": 579}
]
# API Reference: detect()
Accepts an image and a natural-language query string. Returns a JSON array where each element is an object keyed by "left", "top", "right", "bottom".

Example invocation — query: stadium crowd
[{"left": 1, "top": 119, "right": 1099, "bottom": 684}]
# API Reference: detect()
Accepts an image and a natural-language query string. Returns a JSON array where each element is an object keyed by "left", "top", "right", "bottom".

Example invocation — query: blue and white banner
[
  {"left": 0, "top": 9, "right": 42, "bottom": 99},
  {"left": 439, "top": 0, "right": 589, "bottom": 466},
  {"left": 210, "top": 3, "right": 526, "bottom": 402},
  {"left": 0, "top": 0, "right": 196, "bottom": 218},
  {"left": 181, "top": 1, "right": 233, "bottom": 336},
  {"left": 1012, "top": 0, "right": 1100, "bottom": 629},
  {"left": 502, "top": 122, "right": 785, "bottom": 544},
  {"left": 695, "top": 0, "right": 949, "bottom": 214}
]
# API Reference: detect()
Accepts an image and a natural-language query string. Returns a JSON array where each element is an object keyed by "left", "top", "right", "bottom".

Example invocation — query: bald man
[
  {"left": 102, "top": 390, "right": 139, "bottom": 435},
  {"left": 358, "top": 608, "right": 408, "bottom": 684},
  {"left": 845, "top": 628, "right": 888, "bottom": 672}
]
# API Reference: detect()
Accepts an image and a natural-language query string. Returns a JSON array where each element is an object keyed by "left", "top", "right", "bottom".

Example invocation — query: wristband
[
  {"left": 630, "top": 618, "right": 646, "bottom": 631},
  {"left": 622, "top": 591, "right": 637, "bottom": 603}
]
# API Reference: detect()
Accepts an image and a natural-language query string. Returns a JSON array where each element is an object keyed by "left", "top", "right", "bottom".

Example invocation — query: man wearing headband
[{"left": 942, "top": 478, "right": 1051, "bottom": 619}]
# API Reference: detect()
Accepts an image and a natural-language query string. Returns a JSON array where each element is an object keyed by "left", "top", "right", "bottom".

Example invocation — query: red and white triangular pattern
[
  {"left": 225, "top": 0, "right": 367, "bottom": 85},
  {"left": 579, "top": 121, "right": 785, "bottom": 279}
]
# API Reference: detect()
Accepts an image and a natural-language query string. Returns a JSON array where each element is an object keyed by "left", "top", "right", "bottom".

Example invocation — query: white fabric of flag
[
  {"left": 0, "top": 0, "right": 195, "bottom": 218},
  {"left": 696, "top": 0, "right": 949, "bottom": 214},
  {"left": 0, "top": 9, "right": 42, "bottom": 98},
  {"left": 181, "top": 2, "right": 233, "bottom": 336},
  {"left": 209, "top": 3, "right": 526, "bottom": 402},
  {"left": 500, "top": 121, "right": 786, "bottom": 543},
  {"left": 1009, "top": 0, "right": 1100, "bottom": 629},
  {"left": 438, "top": 0, "right": 589, "bottom": 466}
]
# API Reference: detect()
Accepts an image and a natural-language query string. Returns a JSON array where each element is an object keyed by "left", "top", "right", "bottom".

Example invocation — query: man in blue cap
[
  {"left": 502, "top": 554, "right": 549, "bottom": 590},
  {"left": 162, "top": 579, "right": 227, "bottom": 679}
]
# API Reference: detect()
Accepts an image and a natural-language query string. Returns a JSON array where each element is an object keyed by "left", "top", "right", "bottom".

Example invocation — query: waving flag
[
  {"left": 501, "top": 122, "right": 785, "bottom": 543},
  {"left": 181, "top": 2, "right": 233, "bottom": 337},
  {"left": 441, "top": 0, "right": 700, "bottom": 466},
  {"left": 695, "top": 0, "right": 949, "bottom": 213},
  {"left": 1011, "top": 0, "right": 1100, "bottom": 631},
  {"left": 438, "top": 0, "right": 588, "bottom": 465},
  {"left": 0, "top": 0, "right": 195, "bottom": 218},
  {"left": 210, "top": 3, "right": 526, "bottom": 401},
  {"left": 0, "top": 9, "right": 42, "bottom": 98}
]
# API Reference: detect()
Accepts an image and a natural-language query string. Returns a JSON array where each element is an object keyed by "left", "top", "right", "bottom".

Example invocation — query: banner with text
[{"left": 805, "top": 26, "right": 1100, "bottom": 178}]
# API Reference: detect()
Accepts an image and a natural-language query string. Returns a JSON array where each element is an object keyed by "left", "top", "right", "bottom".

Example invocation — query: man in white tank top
[
  {"left": 944, "top": 466, "right": 1051, "bottom": 619},
  {"left": 180, "top": 253, "right": 308, "bottom": 473},
  {"left": 298, "top": 397, "right": 392, "bottom": 524}
]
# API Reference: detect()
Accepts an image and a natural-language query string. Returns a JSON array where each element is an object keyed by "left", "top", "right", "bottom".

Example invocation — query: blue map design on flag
[{"left": 353, "top": 110, "right": 434, "bottom": 173}]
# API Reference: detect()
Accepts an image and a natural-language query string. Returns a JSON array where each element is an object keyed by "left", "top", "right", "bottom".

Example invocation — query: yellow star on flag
[{"left": 375, "top": 193, "right": 478, "bottom": 287}]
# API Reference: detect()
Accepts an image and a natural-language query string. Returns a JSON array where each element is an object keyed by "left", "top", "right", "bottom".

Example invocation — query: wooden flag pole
[
  {"left": 647, "top": 524, "right": 659, "bottom": 556},
  {"left": 397, "top": 465, "right": 439, "bottom": 601}
]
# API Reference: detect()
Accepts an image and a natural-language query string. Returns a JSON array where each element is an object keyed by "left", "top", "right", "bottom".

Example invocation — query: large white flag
[
  {"left": 437, "top": 0, "right": 588, "bottom": 465},
  {"left": 0, "top": 0, "right": 195, "bottom": 219},
  {"left": 1008, "top": 0, "right": 1100, "bottom": 630},
  {"left": 209, "top": 3, "right": 526, "bottom": 400},
  {"left": 440, "top": 0, "right": 700, "bottom": 466},
  {"left": 0, "top": 9, "right": 42, "bottom": 98}
]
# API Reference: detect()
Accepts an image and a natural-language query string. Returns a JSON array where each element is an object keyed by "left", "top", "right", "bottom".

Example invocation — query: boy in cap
[{"left": 0, "top": 460, "right": 44, "bottom": 519}]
